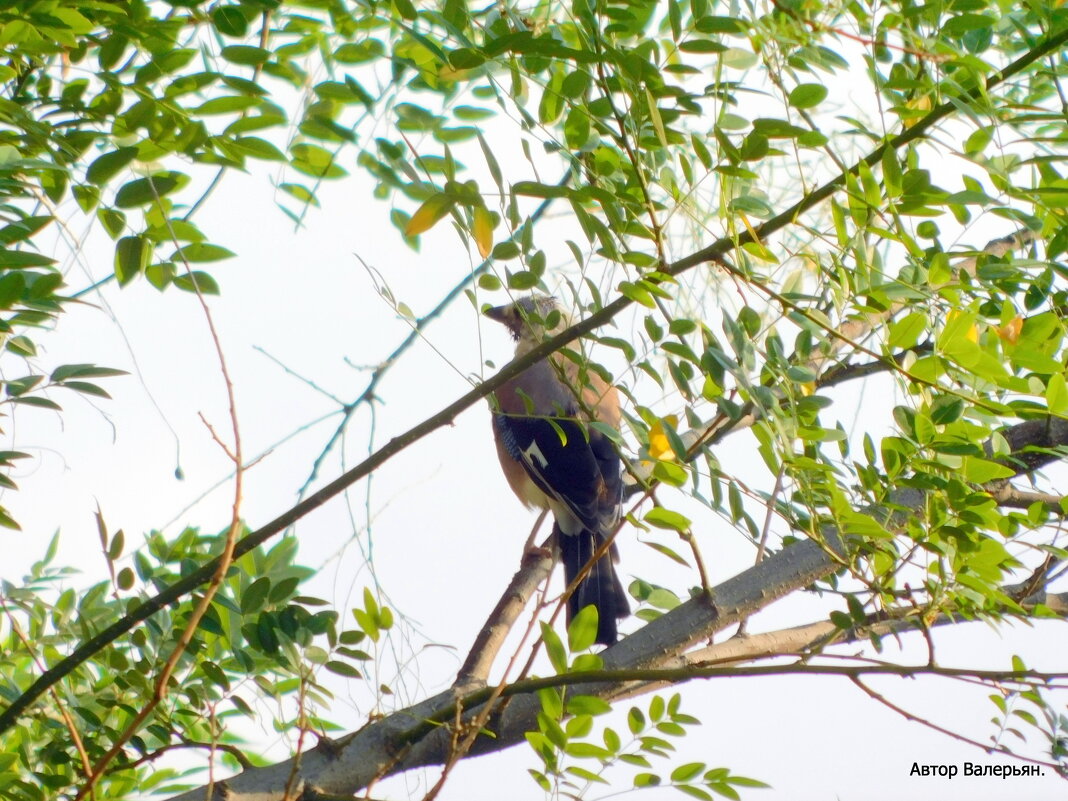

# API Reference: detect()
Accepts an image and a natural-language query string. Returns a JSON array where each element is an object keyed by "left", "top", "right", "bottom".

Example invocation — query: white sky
[{"left": 2, "top": 22, "right": 1066, "bottom": 801}]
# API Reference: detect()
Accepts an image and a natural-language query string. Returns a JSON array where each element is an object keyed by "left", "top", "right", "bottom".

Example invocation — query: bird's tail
[{"left": 556, "top": 523, "right": 630, "bottom": 645}]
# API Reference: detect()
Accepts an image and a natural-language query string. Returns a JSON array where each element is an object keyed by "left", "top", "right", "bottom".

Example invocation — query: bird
[{"left": 484, "top": 294, "right": 629, "bottom": 645}]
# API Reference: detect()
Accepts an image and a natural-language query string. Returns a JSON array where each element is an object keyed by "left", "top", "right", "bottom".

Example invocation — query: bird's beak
[{"left": 483, "top": 303, "right": 511, "bottom": 325}]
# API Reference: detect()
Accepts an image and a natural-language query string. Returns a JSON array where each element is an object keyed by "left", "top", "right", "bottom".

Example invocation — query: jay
[{"left": 485, "top": 295, "right": 629, "bottom": 645}]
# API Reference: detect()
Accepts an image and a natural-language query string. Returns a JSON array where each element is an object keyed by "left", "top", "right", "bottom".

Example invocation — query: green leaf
[
  {"left": 40, "top": 169, "right": 67, "bottom": 203},
  {"left": 334, "top": 40, "right": 386, "bottom": 64},
  {"left": 964, "top": 126, "right": 993, "bottom": 155},
  {"left": 393, "top": 0, "right": 417, "bottom": 20},
  {"left": 241, "top": 577, "right": 271, "bottom": 614},
  {"left": 0, "top": 507, "right": 20, "bottom": 530},
  {"left": 679, "top": 39, "right": 727, "bottom": 54},
  {"left": 643, "top": 540, "right": 690, "bottom": 566},
  {"left": 222, "top": 45, "right": 271, "bottom": 66},
  {"left": 567, "top": 695, "right": 612, "bottom": 716},
  {"left": 941, "top": 13, "right": 995, "bottom": 36},
  {"left": 6, "top": 336, "right": 34, "bottom": 357},
  {"left": 13, "top": 396, "right": 61, "bottom": 410},
  {"left": 541, "top": 621, "right": 568, "bottom": 673},
  {"left": 722, "top": 48, "right": 758, "bottom": 69},
  {"left": 0, "top": 372, "right": 34, "bottom": 397},
  {"left": 0, "top": 272, "right": 23, "bottom": 308},
  {"left": 172, "top": 243, "right": 236, "bottom": 263},
  {"left": 352, "top": 606, "right": 378, "bottom": 641},
  {"left": 107, "top": 529, "right": 124, "bottom": 560},
  {"left": 652, "top": 698, "right": 668, "bottom": 722},
  {"left": 539, "top": 69, "right": 565, "bottom": 125},
  {"left": 213, "top": 5, "right": 248, "bottom": 36},
  {"left": 0, "top": 249, "right": 56, "bottom": 268},
  {"left": 646, "top": 588, "right": 680, "bottom": 610},
  {"left": 507, "top": 270, "right": 539, "bottom": 289},
  {"left": 695, "top": 15, "right": 748, "bottom": 33},
  {"left": 117, "top": 567, "right": 134, "bottom": 590},
  {"left": 788, "top": 84, "right": 828, "bottom": 109},
  {"left": 961, "top": 457, "right": 1015, "bottom": 484},
  {"left": 173, "top": 271, "right": 221, "bottom": 295},
  {"left": 97, "top": 208, "right": 126, "bottom": 239},
  {"left": 628, "top": 706, "right": 646, "bottom": 734},
  {"left": 233, "top": 137, "right": 285, "bottom": 161},
  {"left": 378, "top": 605, "right": 394, "bottom": 630},
  {"left": 0, "top": 215, "right": 52, "bottom": 245},
  {"left": 619, "top": 281, "right": 657, "bottom": 308},
  {"left": 566, "top": 713, "right": 594, "bottom": 740},
  {"left": 87, "top": 147, "right": 138, "bottom": 186},
  {"left": 644, "top": 507, "right": 692, "bottom": 531},
  {"left": 114, "top": 236, "right": 151, "bottom": 284},
  {"left": 1047, "top": 373, "right": 1068, "bottom": 416},
  {"left": 114, "top": 173, "right": 188, "bottom": 208},
  {"left": 478, "top": 133, "right": 503, "bottom": 192},
  {"left": 194, "top": 95, "right": 261, "bottom": 115},
  {"left": 449, "top": 47, "right": 486, "bottom": 69},
  {"left": 60, "top": 381, "right": 111, "bottom": 399},
  {"left": 888, "top": 311, "right": 928, "bottom": 350},
  {"left": 671, "top": 762, "right": 707, "bottom": 782},
  {"left": 145, "top": 262, "right": 175, "bottom": 290},
  {"left": 513, "top": 181, "right": 569, "bottom": 199},
  {"left": 291, "top": 144, "right": 346, "bottom": 179},
  {"left": 325, "top": 660, "right": 362, "bottom": 678},
  {"left": 645, "top": 86, "right": 668, "bottom": 147},
  {"left": 675, "top": 784, "right": 714, "bottom": 800},
  {"left": 51, "top": 364, "right": 126, "bottom": 382},
  {"left": 492, "top": 242, "right": 520, "bottom": 260},
  {"left": 568, "top": 604, "right": 599, "bottom": 652}
]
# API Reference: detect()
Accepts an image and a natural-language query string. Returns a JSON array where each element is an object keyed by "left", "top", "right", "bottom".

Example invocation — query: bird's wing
[
  {"left": 493, "top": 411, "right": 607, "bottom": 531},
  {"left": 493, "top": 358, "right": 622, "bottom": 533}
]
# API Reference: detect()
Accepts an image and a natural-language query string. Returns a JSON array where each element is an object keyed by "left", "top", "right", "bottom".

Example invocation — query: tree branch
[{"left": 455, "top": 538, "right": 555, "bottom": 684}]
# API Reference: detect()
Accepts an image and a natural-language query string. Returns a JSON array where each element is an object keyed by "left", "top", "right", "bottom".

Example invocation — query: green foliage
[
  {"left": 0, "top": 530, "right": 343, "bottom": 797},
  {"left": 1, "top": 0, "right": 1068, "bottom": 795},
  {"left": 529, "top": 688, "right": 765, "bottom": 798}
]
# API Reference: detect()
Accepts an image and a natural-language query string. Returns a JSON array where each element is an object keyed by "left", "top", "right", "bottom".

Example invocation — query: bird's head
[{"left": 484, "top": 295, "right": 568, "bottom": 350}]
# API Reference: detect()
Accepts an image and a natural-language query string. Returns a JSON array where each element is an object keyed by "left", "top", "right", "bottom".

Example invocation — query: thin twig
[
  {"left": 74, "top": 183, "right": 247, "bottom": 801},
  {"left": 253, "top": 345, "right": 347, "bottom": 405},
  {"left": 117, "top": 736, "right": 253, "bottom": 772},
  {"left": 849, "top": 675, "right": 1060, "bottom": 772},
  {"left": 297, "top": 170, "right": 573, "bottom": 497}
]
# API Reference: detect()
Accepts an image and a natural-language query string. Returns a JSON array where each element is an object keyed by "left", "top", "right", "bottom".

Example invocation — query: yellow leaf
[
  {"left": 437, "top": 65, "right": 472, "bottom": 82},
  {"left": 903, "top": 93, "right": 933, "bottom": 128},
  {"left": 738, "top": 210, "right": 761, "bottom": 245},
  {"left": 649, "top": 415, "right": 679, "bottom": 461},
  {"left": 996, "top": 316, "right": 1023, "bottom": 345},
  {"left": 404, "top": 193, "right": 454, "bottom": 237},
  {"left": 473, "top": 206, "right": 494, "bottom": 259},
  {"left": 946, "top": 309, "right": 979, "bottom": 343}
]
